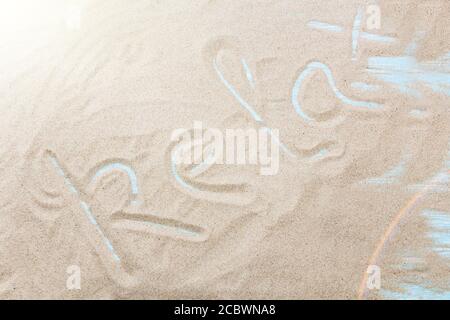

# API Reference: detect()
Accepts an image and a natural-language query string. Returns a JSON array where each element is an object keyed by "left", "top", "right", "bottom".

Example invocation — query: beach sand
[{"left": 0, "top": 0, "right": 450, "bottom": 299}]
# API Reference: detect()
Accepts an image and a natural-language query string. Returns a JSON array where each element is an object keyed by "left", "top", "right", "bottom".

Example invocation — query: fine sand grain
[{"left": 0, "top": 0, "right": 450, "bottom": 299}]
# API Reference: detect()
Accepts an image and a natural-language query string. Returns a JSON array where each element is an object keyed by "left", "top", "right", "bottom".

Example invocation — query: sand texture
[{"left": 1, "top": 0, "right": 450, "bottom": 299}]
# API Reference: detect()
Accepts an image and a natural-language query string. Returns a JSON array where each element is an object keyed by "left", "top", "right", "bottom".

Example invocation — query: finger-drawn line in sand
[
  {"left": 367, "top": 54, "right": 450, "bottom": 98},
  {"left": 351, "top": 7, "right": 364, "bottom": 60},
  {"left": 48, "top": 150, "right": 210, "bottom": 270},
  {"left": 422, "top": 209, "right": 450, "bottom": 260},
  {"left": 169, "top": 136, "right": 255, "bottom": 206},
  {"left": 170, "top": 132, "right": 218, "bottom": 191},
  {"left": 408, "top": 108, "right": 429, "bottom": 119},
  {"left": 84, "top": 157, "right": 210, "bottom": 242},
  {"left": 262, "top": 127, "right": 296, "bottom": 158},
  {"left": 307, "top": 20, "right": 343, "bottom": 33},
  {"left": 111, "top": 212, "right": 208, "bottom": 242},
  {"left": 307, "top": 20, "right": 396, "bottom": 44},
  {"left": 361, "top": 154, "right": 410, "bottom": 185},
  {"left": 404, "top": 31, "right": 426, "bottom": 56},
  {"left": 212, "top": 56, "right": 296, "bottom": 158},
  {"left": 189, "top": 143, "right": 216, "bottom": 178},
  {"left": 241, "top": 58, "right": 255, "bottom": 88},
  {"left": 179, "top": 135, "right": 219, "bottom": 178},
  {"left": 213, "top": 57, "right": 263, "bottom": 122},
  {"left": 171, "top": 142, "right": 197, "bottom": 191},
  {"left": 213, "top": 53, "right": 378, "bottom": 159},
  {"left": 49, "top": 156, "right": 78, "bottom": 195},
  {"left": 408, "top": 144, "right": 450, "bottom": 193},
  {"left": 408, "top": 173, "right": 450, "bottom": 194},
  {"left": 383, "top": 284, "right": 450, "bottom": 300},
  {"left": 170, "top": 143, "right": 248, "bottom": 193},
  {"left": 88, "top": 162, "right": 140, "bottom": 205},
  {"left": 358, "top": 169, "right": 450, "bottom": 299},
  {"left": 359, "top": 136, "right": 450, "bottom": 299},
  {"left": 291, "top": 61, "right": 381, "bottom": 122},
  {"left": 48, "top": 153, "right": 121, "bottom": 263},
  {"left": 90, "top": 163, "right": 138, "bottom": 195}
]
